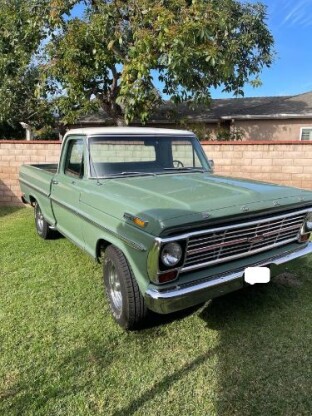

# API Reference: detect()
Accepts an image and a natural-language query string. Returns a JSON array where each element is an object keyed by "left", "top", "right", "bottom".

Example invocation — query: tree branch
[{"left": 110, "top": 65, "right": 120, "bottom": 99}]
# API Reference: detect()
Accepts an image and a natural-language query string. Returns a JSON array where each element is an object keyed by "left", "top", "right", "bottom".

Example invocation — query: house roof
[
  {"left": 74, "top": 91, "right": 312, "bottom": 126},
  {"left": 222, "top": 91, "right": 312, "bottom": 120}
]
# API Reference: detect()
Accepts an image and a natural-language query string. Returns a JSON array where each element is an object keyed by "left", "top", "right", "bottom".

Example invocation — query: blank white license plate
[{"left": 244, "top": 267, "right": 271, "bottom": 285}]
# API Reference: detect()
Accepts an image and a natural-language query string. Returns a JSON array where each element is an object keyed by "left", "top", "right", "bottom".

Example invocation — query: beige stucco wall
[
  {"left": 148, "top": 119, "right": 312, "bottom": 141},
  {"left": 233, "top": 118, "right": 312, "bottom": 141}
]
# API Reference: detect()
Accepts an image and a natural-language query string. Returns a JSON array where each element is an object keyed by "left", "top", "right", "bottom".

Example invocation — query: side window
[{"left": 64, "top": 140, "right": 84, "bottom": 178}]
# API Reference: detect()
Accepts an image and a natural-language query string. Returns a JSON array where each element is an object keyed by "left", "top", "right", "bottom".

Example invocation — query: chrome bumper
[{"left": 144, "top": 243, "right": 312, "bottom": 314}]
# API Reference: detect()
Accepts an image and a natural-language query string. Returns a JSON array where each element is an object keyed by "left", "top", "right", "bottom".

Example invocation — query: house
[{"left": 69, "top": 91, "right": 312, "bottom": 141}]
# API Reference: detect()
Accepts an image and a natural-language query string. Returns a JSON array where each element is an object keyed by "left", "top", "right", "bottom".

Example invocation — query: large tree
[
  {"left": 41, "top": 0, "right": 274, "bottom": 125},
  {"left": 2, "top": 0, "right": 275, "bottom": 128}
]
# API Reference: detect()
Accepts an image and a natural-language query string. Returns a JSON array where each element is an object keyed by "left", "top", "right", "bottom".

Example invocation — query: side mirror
[{"left": 208, "top": 159, "right": 214, "bottom": 173}]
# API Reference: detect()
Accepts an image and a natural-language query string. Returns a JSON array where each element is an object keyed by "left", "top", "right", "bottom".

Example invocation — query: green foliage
[
  {"left": 0, "top": 1, "right": 55, "bottom": 137},
  {"left": 1, "top": 0, "right": 274, "bottom": 128},
  {"left": 34, "top": 126, "right": 59, "bottom": 140},
  {"left": 179, "top": 120, "right": 214, "bottom": 141},
  {"left": 178, "top": 120, "right": 245, "bottom": 141},
  {"left": 0, "top": 66, "right": 55, "bottom": 134},
  {"left": 40, "top": 0, "right": 274, "bottom": 125},
  {"left": 215, "top": 125, "right": 245, "bottom": 141}
]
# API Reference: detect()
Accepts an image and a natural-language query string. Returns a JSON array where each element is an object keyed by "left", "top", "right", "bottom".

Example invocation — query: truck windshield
[{"left": 88, "top": 135, "right": 211, "bottom": 178}]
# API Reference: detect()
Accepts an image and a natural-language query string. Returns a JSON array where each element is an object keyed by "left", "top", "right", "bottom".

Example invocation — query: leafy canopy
[
  {"left": 0, "top": 0, "right": 55, "bottom": 135},
  {"left": 2, "top": 0, "right": 274, "bottom": 127}
]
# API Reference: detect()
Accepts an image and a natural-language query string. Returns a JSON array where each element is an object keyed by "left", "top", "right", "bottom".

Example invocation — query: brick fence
[
  {"left": 0, "top": 141, "right": 61, "bottom": 205},
  {"left": 1, "top": 140, "right": 312, "bottom": 206},
  {"left": 202, "top": 141, "right": 312, "bottom": 190}
]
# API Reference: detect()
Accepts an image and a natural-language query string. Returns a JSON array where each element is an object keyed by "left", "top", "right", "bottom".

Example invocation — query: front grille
[{"left": 182, "top": 210, "right": 308, "bottom": 272}]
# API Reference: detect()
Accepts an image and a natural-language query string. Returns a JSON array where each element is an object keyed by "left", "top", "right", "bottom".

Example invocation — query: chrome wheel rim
[
  {"left": 107, "top": 260, "right": 123, "bottom": 314},
  {"left": 36, "top": 207, "right": 44, "bottom": 231}
]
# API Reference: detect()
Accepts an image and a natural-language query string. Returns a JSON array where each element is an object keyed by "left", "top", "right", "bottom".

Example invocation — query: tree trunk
[
  {"left": 100, "top": 100, "right": 125, "bottom": 126},
  {"left": 115, "top": 117, "right": 127, "bottom": 126}
]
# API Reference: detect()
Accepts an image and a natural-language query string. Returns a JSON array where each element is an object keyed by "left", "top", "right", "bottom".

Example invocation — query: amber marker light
[
  {"left": 133, "top": 217, "right": 147, "bottom": 228},
  {"left": 123, "top": 212, "right": 148, "bottom": 228}
]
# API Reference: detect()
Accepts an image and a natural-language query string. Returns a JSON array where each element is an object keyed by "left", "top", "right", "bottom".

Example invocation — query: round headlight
[
  {"left": 161, "top": 242, "right": 183, "bottom": 267},
  {"left": 304, "top": 212, "right": 312, "bottom": 232}
]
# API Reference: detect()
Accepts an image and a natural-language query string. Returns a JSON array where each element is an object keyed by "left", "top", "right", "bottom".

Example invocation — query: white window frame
[{"left": 300, "top": 127, "right": 312, "bottom": 141}]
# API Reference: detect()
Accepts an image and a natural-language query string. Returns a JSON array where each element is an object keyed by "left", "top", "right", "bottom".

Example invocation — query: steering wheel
[{"left": 173, "top": 160, "right": 184, "bottom": 168}]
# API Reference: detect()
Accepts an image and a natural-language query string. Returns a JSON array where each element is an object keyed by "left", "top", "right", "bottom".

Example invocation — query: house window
[{"left": 300, "top": 128, "right": 312, "bottom": 141}]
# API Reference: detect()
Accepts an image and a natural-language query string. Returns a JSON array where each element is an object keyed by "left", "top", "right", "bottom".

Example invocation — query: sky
[
  {"left": 70, "top": 0, "right": 312, "bottom": 100},
  {"left": 213, "top": 0, "right": 312, "bottom": 98}
]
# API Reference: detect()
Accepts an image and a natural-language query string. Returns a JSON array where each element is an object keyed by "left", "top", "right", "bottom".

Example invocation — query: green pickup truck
[{"left": 20, "top": 127, "right": 312, "bottom": 329}]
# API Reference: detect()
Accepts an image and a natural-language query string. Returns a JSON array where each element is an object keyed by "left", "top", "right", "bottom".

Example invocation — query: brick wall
[
  {"left": 0, "top": 141, "right": 61, "bottom": 205},
  {"left": 1, "top": 140, "right": 312, "bottom": 206},
  {"left": 202, "top": 141, "right": 312, "bottom": 190}
]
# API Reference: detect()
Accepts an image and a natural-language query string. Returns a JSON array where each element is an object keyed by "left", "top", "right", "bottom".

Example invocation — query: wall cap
[
  {"left": 201, "top": 140, "right": 312, "bottom": 145},
  {"left": 1, "top": 139, "right": 311, "bottom": 145},
  {"left": 0, "top": 140, "right": 61, "bottom": 144}
]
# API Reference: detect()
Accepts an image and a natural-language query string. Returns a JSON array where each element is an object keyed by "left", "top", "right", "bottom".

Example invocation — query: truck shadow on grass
[
  {"left": 197, "top": 261, "right": 312, "bottom": 415},
  {"left": 138, "top": 305, "right": 202, "bottom": 330}
]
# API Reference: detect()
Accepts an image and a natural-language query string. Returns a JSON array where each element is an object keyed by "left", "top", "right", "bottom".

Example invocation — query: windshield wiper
[
  {"left": 114, "top": 171, "right": 156, "bottom": 177},
  {"left": 163, "top": 167, "right": 206, "bottom": 172}
]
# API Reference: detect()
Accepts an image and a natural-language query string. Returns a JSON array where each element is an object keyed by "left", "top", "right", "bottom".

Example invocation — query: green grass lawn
[{"left": 1, "top": 207, "right": 312, "bottom": 416}]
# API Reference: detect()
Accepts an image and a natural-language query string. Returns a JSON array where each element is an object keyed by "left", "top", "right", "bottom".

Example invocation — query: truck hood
[{"left": 81, "top": 173, "right": 312, "bottom": 235}]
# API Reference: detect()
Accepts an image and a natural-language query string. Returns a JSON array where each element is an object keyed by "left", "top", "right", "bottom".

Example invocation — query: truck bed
[
  {"left": 30, "top": 163, "right": 58, "bottom": 174},
  {"left": 19, "top": 164, "right": 58, "bottom": 203}
]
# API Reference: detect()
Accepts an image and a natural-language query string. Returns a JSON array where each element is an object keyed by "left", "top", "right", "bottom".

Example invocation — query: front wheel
[
  {"left": 103, "top": 245, "right": 147, "bottom": 330},
  {"left": 34, "top": 203, "right": 53, "bottom": 239}
]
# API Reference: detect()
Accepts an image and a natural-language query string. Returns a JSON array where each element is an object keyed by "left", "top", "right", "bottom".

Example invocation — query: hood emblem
[
  {"left": 248, "top": 234, "right": 265, "bottom": 244},
  {"left": 241, "top": 205, "right": 249, "bottom": 212}
]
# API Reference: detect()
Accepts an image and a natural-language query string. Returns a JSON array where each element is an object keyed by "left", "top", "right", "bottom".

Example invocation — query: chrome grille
[{"left": 183, "top": 211, "right": 307, "bottom": 272}]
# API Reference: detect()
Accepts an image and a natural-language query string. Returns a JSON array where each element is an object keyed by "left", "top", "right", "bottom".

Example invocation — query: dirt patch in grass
[{"left": 272, "top": 272, "right": 302, "bottom": 288}]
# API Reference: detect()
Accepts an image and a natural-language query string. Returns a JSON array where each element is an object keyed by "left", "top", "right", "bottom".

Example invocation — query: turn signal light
[
  {"left": 123, "top": 212, "right": 148, "bottom": 228},
  {"left": 158, "top": 270, "right": 178, "bottom": 284},
  {"left": 298, "top": 233, "right": 310, "bottom": 243},
  {"left": 133, "top": 217, "right": 146, "bottom": 228}
]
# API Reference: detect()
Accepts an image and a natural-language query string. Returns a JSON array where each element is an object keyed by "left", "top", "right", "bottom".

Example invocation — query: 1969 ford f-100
[{"left": 19, "top": 127, "right": 312, "bottom": 329}]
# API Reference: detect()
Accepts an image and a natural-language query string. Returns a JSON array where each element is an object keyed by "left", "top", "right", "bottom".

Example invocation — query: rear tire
[
  {"left": 34, "top": 203, "right": 53, "bottom": 239},
  {"left": 103, "top": 245, "right": 147, "bottom": 330}
]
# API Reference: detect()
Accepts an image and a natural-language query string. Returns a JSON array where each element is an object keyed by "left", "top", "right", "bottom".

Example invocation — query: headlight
[
  {"left": 304, "top": 212, "right": 312, "bottom": 232},
  {"left": 160, "top": 242, "right": 182, "bottom": 267}
]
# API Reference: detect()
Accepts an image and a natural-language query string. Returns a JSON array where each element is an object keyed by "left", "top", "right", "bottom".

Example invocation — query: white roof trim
[{"left": 64, "top": 126, "right": 195, "bottom": 137}]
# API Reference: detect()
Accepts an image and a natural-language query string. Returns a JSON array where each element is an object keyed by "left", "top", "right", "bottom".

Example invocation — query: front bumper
[{"left": 144, "top": 243, "right": 312, "bottom": 314}]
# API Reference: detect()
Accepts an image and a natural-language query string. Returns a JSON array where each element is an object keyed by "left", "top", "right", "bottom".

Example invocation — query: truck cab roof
[{"left": 64, "top": 127, "right": 195, "bottom": 138}]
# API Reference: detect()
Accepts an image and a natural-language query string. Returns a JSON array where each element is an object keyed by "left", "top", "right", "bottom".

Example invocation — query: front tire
[
  {"left": 34, "top": 203, "right": 53, "bottom": 239},
  {"left": 103, "top": 245, "right": 147, "bottom": 330}
]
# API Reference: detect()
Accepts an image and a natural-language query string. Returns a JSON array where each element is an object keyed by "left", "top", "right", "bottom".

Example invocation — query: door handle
[{"left": 52, "top": 180, "right": 59, "bottom": 185}]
